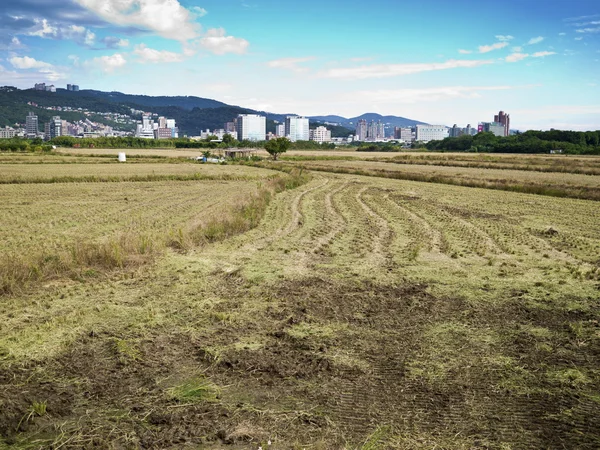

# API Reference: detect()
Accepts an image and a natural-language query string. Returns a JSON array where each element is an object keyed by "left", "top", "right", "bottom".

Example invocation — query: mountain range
[{"left": 0, "top": 86, "right": 428, "bottom": 137}]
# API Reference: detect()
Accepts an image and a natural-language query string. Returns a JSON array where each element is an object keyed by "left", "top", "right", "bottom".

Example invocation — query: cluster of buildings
[
  {"left": 34, "top": 83, "right": 80, "bottom": 92},
  {"left": 201, "top": 115, "right": 332, "bottom": 143},
  {"left": 355, "top": 111, "right": 512, "bottom": 144},
  {"left": 355, "top": 119, "right": 386, "bottom": 141},
  {"left": 22, "top": 111, "right": 121, "bottom": 140},
  {"left": 134, "top": 115, "right": 179, "bottom": 139}
]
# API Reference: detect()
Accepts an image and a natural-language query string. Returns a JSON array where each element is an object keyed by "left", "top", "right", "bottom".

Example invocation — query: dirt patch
[{"left": 2, "top": 276, "right": 599, "bottom": 448}]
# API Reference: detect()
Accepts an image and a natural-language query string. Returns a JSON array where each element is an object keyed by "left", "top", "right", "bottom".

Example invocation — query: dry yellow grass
[
  {"left": 0, "top": 162, "right": 278, "bottom": 182},
  {"left": 302, "top": 160, "right": 600, "bottom": 188},
  {"left": 1, "top": 157, "right": 599, "bottom": 448},
  {"left": 0, "top": 180, "right": 260, "bottom": 256}
]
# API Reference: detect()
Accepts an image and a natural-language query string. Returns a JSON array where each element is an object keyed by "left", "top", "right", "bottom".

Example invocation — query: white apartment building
[
  {"left": 236, "top": 114, "right": 266, "bottom": 141},
  {"left": 309, "top": 126, "right": 332, "bottom": 143},
  {"left": 0, "top": 127, "right": 17, "bottom": 139},
  {"left": 285, "top": 116, "right": 310, "bottom": 142},
  {"left": 135, "top": 114, "right": 155, "bottom": 139},
  {"left": 415, "top": 125, "right": 448, "bottom": 143},
  {"left": 275, "top": 124, "right": 285, "bottom": 137}
]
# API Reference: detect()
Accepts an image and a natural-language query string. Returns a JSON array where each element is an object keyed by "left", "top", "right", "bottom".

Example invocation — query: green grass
[{"left": 168, "top": 375, "right": 221, "bottom": 403}]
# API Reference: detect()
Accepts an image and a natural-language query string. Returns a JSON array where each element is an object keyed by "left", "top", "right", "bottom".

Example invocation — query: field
[
  {"left": 0, "top": 152, "right": 599, "bottom": 449},
  {"left": 0, "top": 162, "right": 277, "bottom": 183},
  {"left": 287, "top": 159, "right": 600, "bottom": 200}
]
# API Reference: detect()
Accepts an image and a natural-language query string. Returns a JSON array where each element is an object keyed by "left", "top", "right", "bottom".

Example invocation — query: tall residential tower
[
  {"left": 235, "top": 114, "right": 266, "bottom": 142},
  {"left": 25, "top": 112, "right": 39, "bottom": 138},
  {"left": 285, "top": 116, "right": 310, "bottom": 142},
  {"left": 494, "top": 111, "right": 510, "bottom": 137}
]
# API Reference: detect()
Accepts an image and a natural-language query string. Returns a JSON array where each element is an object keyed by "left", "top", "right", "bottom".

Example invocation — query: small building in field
[{"left": 222, "top": 148, "right": 257, "bottom": 159}]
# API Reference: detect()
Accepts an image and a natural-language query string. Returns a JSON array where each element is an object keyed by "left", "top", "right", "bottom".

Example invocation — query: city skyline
[{"left": 0, "top": 0, "right": 599, "bottom": 131}]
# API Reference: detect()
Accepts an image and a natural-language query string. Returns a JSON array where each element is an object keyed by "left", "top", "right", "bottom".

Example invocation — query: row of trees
[
  {"left": 174, "top": 136, "right": 335, "bottom": 150},
  {"left": 425, "top": 130, "right": 600, "bottom": 154},
  {"left": 0, "top": 138, "right": 53, "bottom": 152}
]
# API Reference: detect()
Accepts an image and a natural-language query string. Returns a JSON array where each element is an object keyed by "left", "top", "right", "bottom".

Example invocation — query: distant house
[{"left": 223, "top": 149, "right": 257, "bottom": 159}]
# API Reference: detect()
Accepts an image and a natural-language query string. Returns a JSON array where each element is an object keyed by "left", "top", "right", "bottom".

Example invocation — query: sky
[{"left": 1, "top": 0, "right": 599, "bottom": 131}]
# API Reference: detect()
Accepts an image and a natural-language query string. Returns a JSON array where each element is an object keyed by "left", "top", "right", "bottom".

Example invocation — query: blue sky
[{"left": 1, "top": 0, "right": 599, "bottom": 130}]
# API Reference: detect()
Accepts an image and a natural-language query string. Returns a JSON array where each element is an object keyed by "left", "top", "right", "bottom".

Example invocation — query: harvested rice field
[
  {"left": 0, "top": 162, "right": 277, "bottom": 183},
  {"left": 0, "top": 153, "right": 599, "bottom": 449},
  {"left": 286, "top": 159, "right": 600, "bottom": 200}
]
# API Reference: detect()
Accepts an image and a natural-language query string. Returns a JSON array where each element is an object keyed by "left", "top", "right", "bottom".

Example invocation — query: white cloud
[
  {"left": 343, "top": 85, "right": 515, "bottom": 104},
  {"left": 564, "top": 14, "right": 600, "bottom": 22},
  {"left": 512, "top": 46, "right": 523, "bottom": 52},
  {"left": 559, "top": 32, "right": 566, "bottom": 36},
  {"left": 317, "top": 59, "right": 494, "bottom": 80},
  {"left": 101, "top": 37, "right": 129, "bottom": 49},
  {"left": 192, "top": 7, "right": 208, "bottom": 17},
  {"left": 571, "top": 20, "right": 600, "bottom": 27},
  {"left": 74, "top": 0, "right": 200, "bottom": 41},
  {"left": 527, "top": 36, "right": 544, "bottom": 45},
  {"left": 133, "top": 44, "right": 185, "bottom": 63},
  {"left": 0, "top": 36, "right": 26, "bottom": 51},
  {"left": 28, "top": 20, "right": 96, "bottom": 46},
  {"left": 479, "top": 42, "right": 508, "bottom": 53},
  {"left": 506, "top": 51, "right": 556, "bottom": 63},
  {"left": 458, "top": 49, "right": 472, "bottom": 54},
  {"left": 83, "top": 53, "right": 127, "bottom": 73},
  {"left": 8, "top": 56, "right": 66, "bottom": 81},
  {"left": 575, "top": 37, "right": 583, "bottom": 41},
  {"left": 576, "top": 27, "right": 600, "bottom": 33},
  {"left": 267, "top": 57, "right": 315, "bottom": 73},
  {"left": 506, "top": 53, "right": 529, "bottom": 63},
  {"left": 495, "top": 35, "right": 514, "bottom": 41},
  {"left": 29, "top": 19, "right": 57, "bottom": 38},
  {"left": 199, "top": 28, "right": 249, "bottom": 55},
  {"left": 9, "top": 56, "right": 53, "bottom": 69}
]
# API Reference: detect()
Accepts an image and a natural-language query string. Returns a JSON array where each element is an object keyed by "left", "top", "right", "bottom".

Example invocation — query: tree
[{"left": 264, "top": 137, "right": 291, "bottom": 160}]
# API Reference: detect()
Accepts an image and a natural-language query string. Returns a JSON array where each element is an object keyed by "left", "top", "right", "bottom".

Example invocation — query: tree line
[
  {"left": 0, "top": 138, "right": 53, "bottom": 152},
  {"left": 425, "top": 130, "right": 600, "bottom": 154}
]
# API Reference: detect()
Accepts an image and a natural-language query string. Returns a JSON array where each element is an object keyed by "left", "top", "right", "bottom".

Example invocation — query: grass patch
[
  {"left": 168, "top": 375, "right": 221, "bottom": 403},
  {"left": 0, "top": 169, "right": 310, "bottom": 296}
]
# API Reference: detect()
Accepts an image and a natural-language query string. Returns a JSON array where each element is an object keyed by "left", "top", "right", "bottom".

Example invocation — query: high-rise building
[
  {"left": 480, "top": 122, "right": 506, "bottom": 137},
  {"left": 366, "top": 120, "right": 385, "bottom": 140},
  {"left": 449, "top": 124, "right": 462, "bottom": 138},
  {"left": 309, "top": 126, "right": 332, "bottom": 143},
  {"left": 225, "top": 122, "right": 236, "bottom": 133},
  {"left": 235, "top": 114, "right": 266, "bottom": 142},
  {"left": 34, "top": 83, "right": 46, "bottom": 91},
  {"left": 72, "top": 85, "right": 79, "bottom": 92},
  {"left": 275, "top": 124, "right": 285, "bottom": 137},
  {"left": 135, "top": 114, "right": 155, "bottom": 139},
  {"left": 415, "top": 125, "right": 448, "bottom": 142},
  {"left": 394, "top": 127, "right": 413, "bottom": 143},
  {"left": 285, "top": 116, "right": 310, "bottom": 142},
  {"left": 493, "top": 111, "right": 510, "bottom": 137},
  {"left": 50, "top": 116, "right": 62, "bottom": 139},
  {"left": 355, "top": 119, "right": 367, "bottom": 141},
  {"left": 67, "top": 84, "right": 72, "bottom": 91},
  {"left": 25, "top": 112, "right": 39, "bottom": 138}
]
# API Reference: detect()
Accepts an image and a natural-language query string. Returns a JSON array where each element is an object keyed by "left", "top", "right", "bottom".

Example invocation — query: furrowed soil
[{"left": 1, "top": 157, "right": 600, "bottom": 449}]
